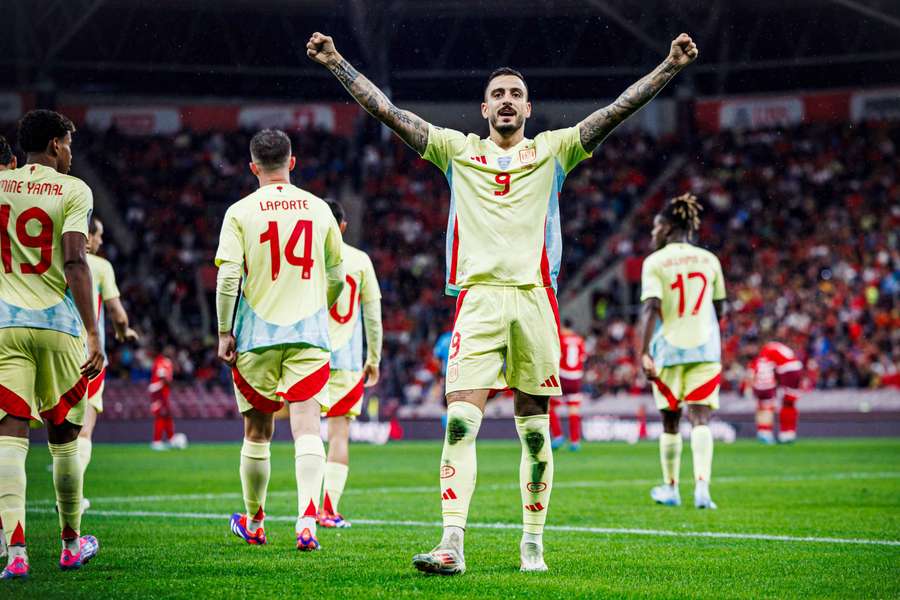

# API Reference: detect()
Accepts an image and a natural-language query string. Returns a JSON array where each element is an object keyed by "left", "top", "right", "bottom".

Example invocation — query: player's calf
[
  {"left": 515, "top": 413, "right": 554, "bottom": 572},
  {"left": 413, "top": 397, "right": 484, "bottom": 576}
]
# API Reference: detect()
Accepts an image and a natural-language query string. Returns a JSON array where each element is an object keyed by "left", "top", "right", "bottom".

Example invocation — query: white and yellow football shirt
[
  {"left": 329, "top": 242, "right": 380, "bottom": 372},
  {"left": 215, "top": 183, "right": 343, "bottom": 352},
  {"left": 87, "top": 253, "right": 120, "bottom": 352},
  {"left": 640, "top": 242, "right": 726, "bottom": 367},
  {"left": 421, "top": 125, "right": 591, "bottom": 295},
  {"left": 0, "top": 164, "right": 93, "bottom": 336}
]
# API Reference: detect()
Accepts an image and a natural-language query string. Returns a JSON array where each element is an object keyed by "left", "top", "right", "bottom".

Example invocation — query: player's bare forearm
[
  {"left": 329, "top": 57, "right": 429, "bottom": 153},
  {"left": 307, "top": 33, "right": 429, "bottom": 153},
  {"left": 579, "top": 33, "right": 698, "bottom": 153},
  {"left": 63, "top": 233, "right": 98, "bottom": 336},
  {"left": 578, "top": 59, "right": 680, "bottom": 152},
  {"left": 106, "top": 297, "right": 135, "bottom": 340},
  {"left": 639, "top": 299, "right": 661, "bottom": 355}
]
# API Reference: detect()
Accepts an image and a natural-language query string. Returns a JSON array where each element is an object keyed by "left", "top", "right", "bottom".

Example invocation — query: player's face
[
  {"left": 54, "top": 132, "right": 73, "bottom": 174},
  {"left": 482, "top": 75, "right": 531, "bottom": 135},
  {"left": 651, "top": 215, "right": 669, "bottom": 249},
  {"left": 88, "top": 221, "right": 104, "bottom": 254}
]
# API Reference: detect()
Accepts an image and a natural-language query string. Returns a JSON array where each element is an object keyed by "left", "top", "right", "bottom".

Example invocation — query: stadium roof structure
[{"left": 4, "top": 0, "right": 899, "bottom": 101}]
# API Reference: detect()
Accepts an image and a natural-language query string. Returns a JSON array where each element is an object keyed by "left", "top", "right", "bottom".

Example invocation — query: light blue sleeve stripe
[
  {"left": 444, "top": 163, "right": 460, "bottom": 297},
  {"left": 544, "top": 160, "right": 566, "bottom": 293}
]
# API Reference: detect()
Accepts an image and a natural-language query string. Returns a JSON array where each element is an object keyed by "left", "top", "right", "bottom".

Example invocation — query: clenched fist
[
  {"left": 307, "top": 32, "right": 341, "bottom": 67},
  {"left": 668, "top": 33, "right": 699, "bottom": 68}
]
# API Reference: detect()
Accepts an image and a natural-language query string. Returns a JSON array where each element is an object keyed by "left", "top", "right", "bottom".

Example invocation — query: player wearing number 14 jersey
[
  {"left": 639, "top": 194, "right": 726, "bottom": 510},
  {"left": 215, "top": 129, "right": 345, "bottom": 552},
  {"left": 0, "top": 110, "right": 103, "bottom": 580},
  {"left": 308, "top": 30, "right": 700, "bottom": 573}
]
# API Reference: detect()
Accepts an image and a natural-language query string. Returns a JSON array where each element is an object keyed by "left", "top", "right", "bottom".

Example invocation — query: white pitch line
[
  {"left": 27, "top": 471, "right": 900, "bottom": 506},
  {"left": 26, "top": 508, "right": 900, "bottom": 547}
]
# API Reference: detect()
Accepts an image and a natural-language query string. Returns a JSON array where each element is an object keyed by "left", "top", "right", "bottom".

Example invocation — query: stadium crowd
[
  {"left": 3, "top": 117, "right": 896, "bottom": 416},
  {"left": 584, "top": 121, "right": 900, "bottom": 395}
]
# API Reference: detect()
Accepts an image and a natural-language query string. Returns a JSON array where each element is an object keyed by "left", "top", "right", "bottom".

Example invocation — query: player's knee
[
  {"left": 0, "top": 415, "right": 29, "bottom": 438},
  {"left": 513, "top": 391, "right": 549, "bottom": 417},
  {"left": 47, "top": 421, "right": 80, "bottom": 444},
  {"left": 687, "top": 405, "right": 711, "bottom": 426},
  {"left": 661, "top": 409, "right": 681, "bottom": 434},
  {"left": 243, "top": 411, "right": 275, "bottom": 442},
  {"left": 445, "top": 401, "right": 482, "bottom": 445}
]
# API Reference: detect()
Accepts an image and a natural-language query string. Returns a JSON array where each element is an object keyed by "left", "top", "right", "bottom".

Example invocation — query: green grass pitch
[{"left": 5, "top": 438, "right": 899, "bottom": 599}]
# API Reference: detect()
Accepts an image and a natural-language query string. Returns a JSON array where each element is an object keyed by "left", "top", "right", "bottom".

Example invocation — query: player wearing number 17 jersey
[
  {"left": 215, "top": 129, "right": 344, "bottom": 552},
  {"left": 308, "top": 30, "right": 700, "bottom": 574},
  {"left": 0, "top": 110, "right": 103, "bottom": 580},
  {"left": 639, "top": 194, "right": 726, "bottom": 510}
]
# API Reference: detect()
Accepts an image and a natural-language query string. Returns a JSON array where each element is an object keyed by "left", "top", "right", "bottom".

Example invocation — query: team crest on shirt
[
  {"left": 497, "top": 156, "right": 512, "bottom": 170},
  {"left": 518, "top": 147, "right": 536, "bottom": 164},
  {"left": 448, "top": 363, "right": 459, "bottom": 383}
]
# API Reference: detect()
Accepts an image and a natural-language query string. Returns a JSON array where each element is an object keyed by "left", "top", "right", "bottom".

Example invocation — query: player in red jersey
[
  {"left": 551, "top": 321, "right": 586, "bottom": 451},
  {"left": 747, "top": 341, "right": 803, "bottom": 444},
  {"left": 149, "top": 345, "right": 176, "bottom": 450}
]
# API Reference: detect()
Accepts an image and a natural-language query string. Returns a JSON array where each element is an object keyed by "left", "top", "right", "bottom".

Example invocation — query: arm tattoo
[
  {"left": 579, "top": 59, "right": 681, "bottom": 153},
  {"left": 328, "top": 57, "right": 430, "bottom": 154}
]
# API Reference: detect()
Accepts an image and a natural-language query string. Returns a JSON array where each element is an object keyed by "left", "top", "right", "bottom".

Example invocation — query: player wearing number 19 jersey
[
  {"left": 215, "top": 129, "right": 344, "bottom": 552},
  {"left": 309, "top": 28, "right": 700, "bottom": 574},
  {"left": 0, "top": 110, "right": 103, "bottom": 580},
  {"left": 640, "top": 194, "right": 726, "bottom": 510}
]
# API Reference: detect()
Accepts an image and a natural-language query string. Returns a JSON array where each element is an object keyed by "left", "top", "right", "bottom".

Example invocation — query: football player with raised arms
[
  {"left": 0, "top": 110, "right": 103, "bottom": 579},
  {"left": 216, "top": 129, "right": 345, "bottom": 551},
  {"left": 639, "top": 194, "right": 726, "bottom": 510},
  {"left": 317, "top": 200, "right": 383, "bottom": 529},
  {"left": 308, "top": 30, "right": 699, "bottom": 573}
]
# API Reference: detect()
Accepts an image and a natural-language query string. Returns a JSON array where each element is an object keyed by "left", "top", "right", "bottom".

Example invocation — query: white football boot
[
  {"left": 412, "top": 529, "right": 465, "bottom": 575},
  {"left": 520, "top": 539, "right": 548, "bottom": 572},
  {"left": 694, "top": 479, "right": 718, "bottom": 509},
  {"left": 650, "top": 484, "right": 682, "bottom": 506}
]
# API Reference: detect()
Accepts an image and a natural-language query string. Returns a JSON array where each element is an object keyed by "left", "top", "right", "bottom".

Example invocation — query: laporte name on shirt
[{"left": 259, "top": 199, "right": 310, "bottom": 212}]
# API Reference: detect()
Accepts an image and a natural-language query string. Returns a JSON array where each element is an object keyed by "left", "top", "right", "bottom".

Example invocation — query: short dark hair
[
  {"left": 0, "top": 135, "right": 13, "bottom": 166},
  {"left": 249, "top": 129, "right": 291, "bottom": 171},
  {"left": 326, "top": 199, "right": 346, "bottom": 224},
  {"left": 17, "top": 109, "right": 75, "bottom": 154},
  {"left": 89, "top": 216, "right": 102, "bottom": 235},
  {"left": 485, "top": 67, "right": 528, "bottom": 98}
]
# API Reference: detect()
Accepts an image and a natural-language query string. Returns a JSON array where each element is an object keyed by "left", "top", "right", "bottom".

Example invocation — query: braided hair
[{"left": 660, "top": 193, "right": 703, "bottom": 236}]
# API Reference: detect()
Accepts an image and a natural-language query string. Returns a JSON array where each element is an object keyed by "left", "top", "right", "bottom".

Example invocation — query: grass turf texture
[{"left": 5, "top": 438, "right": 899, "bottom": 599}]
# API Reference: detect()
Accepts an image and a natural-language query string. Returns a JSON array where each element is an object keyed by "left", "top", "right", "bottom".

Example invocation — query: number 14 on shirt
[{"left": 259, "top": 219, "right": 315, "bottom": 281}]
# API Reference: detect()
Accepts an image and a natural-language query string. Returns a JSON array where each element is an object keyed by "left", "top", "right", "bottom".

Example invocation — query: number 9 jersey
[
  {"left": 215, "top": 183, "right": 343, "bottom": 353},
  {"left": 0, "top": 164, "right": 93, "bottom": 335},
  {"left": 640, "top": 242, "right": 726, "bottom": 368}
]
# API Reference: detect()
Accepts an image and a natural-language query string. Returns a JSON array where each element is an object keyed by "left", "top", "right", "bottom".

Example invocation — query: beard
[{"left": 490, "top": 113, "right": 524, "bottom": 135}]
